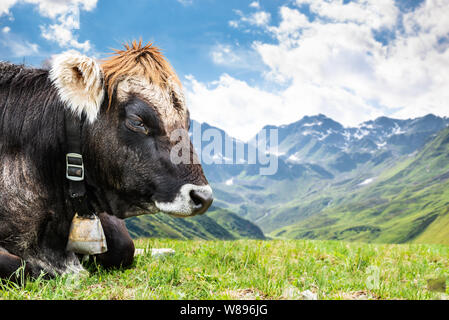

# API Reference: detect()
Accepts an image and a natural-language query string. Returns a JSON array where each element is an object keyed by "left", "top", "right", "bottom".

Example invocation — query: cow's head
[{"left": 50, "top": 40, "right": 213, "bottom": 219}]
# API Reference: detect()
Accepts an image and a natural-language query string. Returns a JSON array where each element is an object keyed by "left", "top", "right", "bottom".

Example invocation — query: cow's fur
[
  {"left": 0, "top": 62, "right": 85, "bottom": 277},
  {"left": 0, "top": 40, "right": 212, "bottom": 281}
]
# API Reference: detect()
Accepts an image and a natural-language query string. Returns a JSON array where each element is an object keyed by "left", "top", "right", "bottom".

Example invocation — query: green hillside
[
  {"left": 126, "top": 207, "right": 265, "bottom": 240},
  {"left": 123, "top": 115, "right": 449, "bottom": 244},
  {"left": 271, "top": 127, "right": 449, "bottom": 245}
]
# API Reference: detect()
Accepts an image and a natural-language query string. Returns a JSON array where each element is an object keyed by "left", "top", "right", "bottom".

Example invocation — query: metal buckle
[{"left": 66, "top": 153, "right": 84, "bottom": 181}]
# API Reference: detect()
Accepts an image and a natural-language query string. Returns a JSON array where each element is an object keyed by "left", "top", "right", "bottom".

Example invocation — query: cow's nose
[{"left": 190, "top": 189, "right": 213, "bottom": 215}]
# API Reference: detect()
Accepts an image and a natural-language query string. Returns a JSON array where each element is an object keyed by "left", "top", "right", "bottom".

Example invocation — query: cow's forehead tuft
[{"left": 101, "top": 39, "right": 181, "bottom": 110}]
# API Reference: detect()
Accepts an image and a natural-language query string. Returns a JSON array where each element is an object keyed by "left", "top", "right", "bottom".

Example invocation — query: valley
[{"left": 127, "top": 113, "right": 449, "bottom": 245}]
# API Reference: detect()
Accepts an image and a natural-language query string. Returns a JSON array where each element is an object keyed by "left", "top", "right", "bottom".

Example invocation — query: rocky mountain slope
[
  {"left": 127, "top": 113, "right": 449, "bottom": 244},
  {"left": 192, "top": 113, "right": 449, "bottom": 244},
  {"left": 273, "top": 125, "right": 449, "bottom": 244}
]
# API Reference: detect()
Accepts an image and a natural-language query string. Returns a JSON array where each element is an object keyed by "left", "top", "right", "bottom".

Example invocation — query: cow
[{"left": 0, "top": 40, "right": 213, "bottom": 282}]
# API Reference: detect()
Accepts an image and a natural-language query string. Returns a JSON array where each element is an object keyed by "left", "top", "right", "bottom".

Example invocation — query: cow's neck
[
  {"left": 0, "top": 117, "right": 75, "bottom": 253},
  {"left": 0, "top": 68, "right": 98, "bottom": 253}
]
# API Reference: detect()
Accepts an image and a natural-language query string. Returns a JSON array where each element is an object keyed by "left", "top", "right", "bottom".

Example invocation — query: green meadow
[{"left": 1, "top": 239, "right": 448, "bottom": 300}]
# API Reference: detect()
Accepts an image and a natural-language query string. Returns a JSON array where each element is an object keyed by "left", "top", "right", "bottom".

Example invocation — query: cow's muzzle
[{"left": 154, "top": 184, "right": 213, "bottom": 217}]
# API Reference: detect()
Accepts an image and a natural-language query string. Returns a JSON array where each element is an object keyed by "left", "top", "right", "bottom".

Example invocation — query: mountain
[
  {"left": 259, "top": 113, "right": 448, "bottom": 172},
  {"left": 126, "top": 113, "right": 449, "bottom": 244},
  {"left": 196, "top": 113, "right": 449, "bottom": 185},
  {"left": 272, "top": 125, "right": 449, "bottom": 244},
  {"left": 126, "top": 206, "right": 265, "bottom": 240},
  {"left": 189, "top": 113, "right": 449, "bottom": 244}
]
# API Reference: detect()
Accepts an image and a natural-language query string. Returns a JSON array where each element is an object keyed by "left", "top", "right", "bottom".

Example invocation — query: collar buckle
[{"left": 66, "top": 153, "right": 84, "bottom": 181}]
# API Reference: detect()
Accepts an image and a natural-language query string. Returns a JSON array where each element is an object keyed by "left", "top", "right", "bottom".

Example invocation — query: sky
[{"left": 1, "top": 0, "right": 448, "bottom": 141}]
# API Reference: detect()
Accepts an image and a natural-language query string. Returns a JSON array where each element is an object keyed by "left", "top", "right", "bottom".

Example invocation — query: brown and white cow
[{"left": 0, "top": 40, "right": 213, "bottom": 282}]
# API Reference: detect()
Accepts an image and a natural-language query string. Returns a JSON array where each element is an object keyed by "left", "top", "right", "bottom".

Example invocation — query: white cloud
[
  {"left": 187, "top": 1, "right": 449, "bottom": 140},
  {"left": 249, "top": 2, "right": 260, "bottom": 9},
  {"left": 0, "top": 0, "right": 97, "bottom": 19},
  {"left": 40, "top": 6, "right": 91, "bottom": 52},
  {"left": 2, "top": 26, "right": 11, "bottom": 34},
  {"left": 211, "top": 44, "right": 241, "bottom": 65},
  {"left": 268, "top": 6, "right": 309, "bottom": 37},
  {"left": 185, "top": 74, "right": 283, "bottom": 141},
  {"left": 0, "top": 31, "right": 39, "bottom": 57},
  {"left": 24, "top": 0, "right": 97, "bottom": 19},
  {"left": 249, "top": 11, "right": 271, "bottom": 27},
  {"left": 210, "top": 43, "right": 265, "bottom": 72},
  {"left": 0, "top": 0, "right": 16, "bottom": 17},
  {"left": 296, "top": 0, "right": 398, "bottom": 29},
  {"left": 228, "top": 20, "right": 239, "bottom": 28},
  {"left": 9, "top": 39, "right": 39, "bottom": 56},
  {"left": 0, "top": 0, "right": 97, "bottom": 52},
  {"left": 229, "top": 9, "right": 271, "bottom": 29},
  {"left": 184, "top": 71, "right": 382, "bottom": 141}
]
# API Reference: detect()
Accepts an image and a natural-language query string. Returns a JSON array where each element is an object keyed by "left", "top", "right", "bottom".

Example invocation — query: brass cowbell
[{"left": 66, "top": 213, "right": 108, "bottom": 255}]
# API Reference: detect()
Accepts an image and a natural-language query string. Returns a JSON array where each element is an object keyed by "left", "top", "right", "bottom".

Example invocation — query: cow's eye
[{"left": 125, "top": 117, "right": 149, "bottom": 135}]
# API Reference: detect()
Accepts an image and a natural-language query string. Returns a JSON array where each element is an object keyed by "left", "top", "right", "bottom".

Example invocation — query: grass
[
  {"left": 270, "top": 142, "right": 449, "bottom": 244},
  {"left": 1, "top": 239, "right": 448, "bottom": 300}
]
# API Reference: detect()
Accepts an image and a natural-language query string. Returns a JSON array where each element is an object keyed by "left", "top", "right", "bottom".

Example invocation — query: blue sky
[
  {"left": 0, "top": 0, "right": 279, "bottom": 83},
  {"left": 1, "top": 0, "right": 447, "bottom": 141}
]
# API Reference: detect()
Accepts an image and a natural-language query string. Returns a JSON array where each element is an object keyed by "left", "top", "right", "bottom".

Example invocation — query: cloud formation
[
  {"left": 229, "top": 7, "right": 271, "bottom": 29},
  {"left": 0, "top": 33, "right": 39, "bottom": 56},
  {"left": 186, "top": 0, "right": 449, "bottom": 141},
  {"left": 1, "top": 0, "right": 97, "bottom": 53}
]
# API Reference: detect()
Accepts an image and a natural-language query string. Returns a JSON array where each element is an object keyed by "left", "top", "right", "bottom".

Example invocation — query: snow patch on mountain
[
  {"left": 287, "top": 153, "right": 301, "bottom": 164},
  {"left": 358, "top": 178, "right": 375, "bottom": 186}
]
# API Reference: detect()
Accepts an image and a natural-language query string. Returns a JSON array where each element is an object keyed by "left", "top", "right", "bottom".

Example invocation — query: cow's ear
[{"left": 50, "top": 50, "right": 104, "bottom": 123}]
